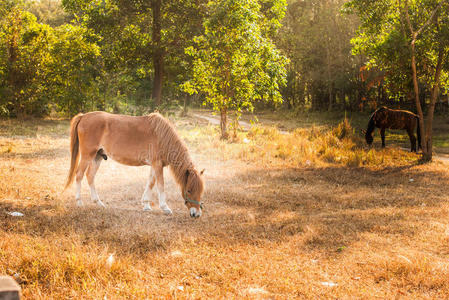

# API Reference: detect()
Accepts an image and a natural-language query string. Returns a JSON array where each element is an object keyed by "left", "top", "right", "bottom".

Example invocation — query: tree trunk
[
  {"left": 151, "top": 0, "right": 163, "bottom": 106},
  {"left": 402, "top": 0, "right": 442, "bottom": 161},
  {"left": 181, "top": 95, "right": 189, "bottom": 117},
  {"left": 326, "top": 39, "right": 333, "bottom": 112},
  {"left": 424, "top": 48, "right": 445, "bottom": 160},
  {"left": 410, "top": 38, "right": 428, "bottom": 159},
  {"left": 220, "top": 107, "right": 228, "bottom": 139}
]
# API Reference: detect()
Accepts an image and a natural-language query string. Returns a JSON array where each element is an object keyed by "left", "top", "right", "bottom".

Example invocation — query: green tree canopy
[
  {"left": 0, "top": 3, "right": 101, "bottom": 117},
  {"left": 0, "top": 8, "right": 53, "bottom": 117},
  {"left": 182, "top": 0, "right": 288, "bottom": 138}
]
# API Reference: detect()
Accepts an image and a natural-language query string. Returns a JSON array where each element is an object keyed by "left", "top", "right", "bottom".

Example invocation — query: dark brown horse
[{"left": 363, "top": 107, "right": 421, "bottom": 152}]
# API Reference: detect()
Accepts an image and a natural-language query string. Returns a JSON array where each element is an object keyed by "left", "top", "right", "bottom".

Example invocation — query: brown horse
[
  {"left": 64, "top": 111, "right": 205, "bottom": 218},
  {"left": 363, "top": 106, "right": 421, "bottom": 152}
]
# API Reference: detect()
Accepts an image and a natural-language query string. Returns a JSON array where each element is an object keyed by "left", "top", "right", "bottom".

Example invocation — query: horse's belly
[
  {"left": 111, "top": 156, "right": 145, "bottom": 166},
  {"left": 388, "top": 123, "right": 406, "bottom": 130},
  {"left": 102, "top": 147, "right": 149, "bottom": 166}
]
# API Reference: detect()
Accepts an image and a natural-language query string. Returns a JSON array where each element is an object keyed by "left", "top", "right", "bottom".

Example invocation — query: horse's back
[
  {"left": 390, "top": 109, "right": 417, "bottom": 130},
  {"left": 79, "top": 111, "right": 148, "bottom": 132}
]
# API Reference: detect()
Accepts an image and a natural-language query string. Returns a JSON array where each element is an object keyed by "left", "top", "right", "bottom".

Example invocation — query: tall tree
[
  {"left": 182, "top": 0, "right": 288, "bottom": 139},
  {"left": 346, "top": 0, "right": 449, "bottom": 161},
  {"left": 62, "top": 0, "right": 206, "bottom": 108}
]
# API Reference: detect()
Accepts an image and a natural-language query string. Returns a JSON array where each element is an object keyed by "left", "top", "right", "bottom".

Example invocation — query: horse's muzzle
[{"left": 190, "top": 207, "right": 201, "bottom": 218}]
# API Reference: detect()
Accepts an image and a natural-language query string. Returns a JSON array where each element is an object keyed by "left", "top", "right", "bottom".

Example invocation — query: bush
[{"left": 236, "top": 118, "right": 418, "bottom": 167}]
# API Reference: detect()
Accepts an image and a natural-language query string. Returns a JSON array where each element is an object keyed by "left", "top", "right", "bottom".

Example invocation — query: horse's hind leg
[
  {"left": 154, "top": 163, "right": 172, "bottom": 215},
  {"left": 141, "top": 167, "right": 156, "bottom": 211},
  {"left": 380, "top": 128, "right": 386, "bottom": 148},
  {"left": 86, "top": 153, "right": 106, "bottom": 207},
  {"left": 75, "top": 155, "right": 94, "bottom": 206},
  {"left": 407, "top": 128, "right": 417, "bottom": 152}
]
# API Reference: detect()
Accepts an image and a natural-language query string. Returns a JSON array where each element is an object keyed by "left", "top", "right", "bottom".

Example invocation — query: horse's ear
[{"left": 200, "top": 169, "right": 205, "bottom": 175}]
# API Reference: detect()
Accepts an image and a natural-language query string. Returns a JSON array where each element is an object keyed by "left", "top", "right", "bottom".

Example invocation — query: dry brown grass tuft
[
  {"left": 234, "top": 118, "right": 419, "bottom": 168},
  {"left": 1, "top": 115, "right": 449, "bottom": 298}
]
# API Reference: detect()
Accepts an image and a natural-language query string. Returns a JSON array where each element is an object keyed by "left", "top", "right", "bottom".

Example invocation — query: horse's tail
[
  {"left": 64, "top": 113, "right": 83, "bottom": 190},
  {"left": 416, "top": 115, "right": 421, "bottom": 150}
]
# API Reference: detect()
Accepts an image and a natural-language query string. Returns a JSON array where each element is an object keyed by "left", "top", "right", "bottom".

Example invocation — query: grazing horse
[
  {"left": 363, "top": 106, "right": 421, "bottom": 152},
  {"left": 64, "top": 111, "right": 205, "bottom": 218}
]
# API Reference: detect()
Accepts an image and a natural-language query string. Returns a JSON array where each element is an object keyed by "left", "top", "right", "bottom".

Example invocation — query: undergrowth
[{"left": 181, "top": 117, "right": 419, "bottom": 168}]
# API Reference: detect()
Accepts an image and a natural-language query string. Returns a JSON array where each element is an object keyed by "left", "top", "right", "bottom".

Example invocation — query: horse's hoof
[
  {"left": 161, "top": 206, "right": 172, "bottom": 215},
  {"left": 143, "top": 203, "right": 152, "bottom": 211}
]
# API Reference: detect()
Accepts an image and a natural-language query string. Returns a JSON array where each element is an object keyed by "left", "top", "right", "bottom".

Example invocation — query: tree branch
[
  {"left": 415, "top": 2, "right": 442, "bottom": 38},
  {"left": 403, "top": 0, "right": 442, "bottom": 42}
]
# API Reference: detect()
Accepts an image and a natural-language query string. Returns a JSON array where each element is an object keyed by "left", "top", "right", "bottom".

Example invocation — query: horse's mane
[
  {"left": 146, "top": 113, "right": 203, "bottom": 194},
  {"left": 369, "top": 106, "right": 387, "bottom": 119}
]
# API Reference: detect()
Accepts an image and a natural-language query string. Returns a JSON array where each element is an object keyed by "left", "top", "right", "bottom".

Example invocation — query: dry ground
[{"left": 1, "top": 114, "right": 449, "bottom": 299}]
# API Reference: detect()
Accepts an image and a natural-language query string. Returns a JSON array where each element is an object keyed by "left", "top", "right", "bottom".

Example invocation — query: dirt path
[
  {"left": 191, "top": 112, "right": 288, "bottom": 134},
  {"left": 191, "top": 113, "right": 252, "bottom": 131}
]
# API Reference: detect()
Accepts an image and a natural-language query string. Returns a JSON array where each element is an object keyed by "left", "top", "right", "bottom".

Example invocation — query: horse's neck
[
  {"left": 167, "top": 146, "right": 193, "bottom": 184},
  {"left": 366, "top": 117, "right": 376, "bottom": 135}
]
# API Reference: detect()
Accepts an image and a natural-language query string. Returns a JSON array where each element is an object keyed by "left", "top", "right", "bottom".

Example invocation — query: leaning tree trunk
[
  {"left": 424, "top": 48, "right": 445, "bottom": 160},
  {"left": 403, "top": 0, "right": 442, "bottom": 161},
  {"left": 326, "top": 38, "right": 333, "bottom": 112},
  {"left": 220, "top": 107, "right": 228, "bottom": 140},
  {"left": 151, "top": 0, "right": 163, "bottom": 106}
]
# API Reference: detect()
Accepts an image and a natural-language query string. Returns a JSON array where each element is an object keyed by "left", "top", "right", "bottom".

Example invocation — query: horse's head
[
  {"left": 183, "top": 168, "right": 205, "bottom": 218},
  {"left": 362, "top": 129, "right": 373, "bottom": 145}
]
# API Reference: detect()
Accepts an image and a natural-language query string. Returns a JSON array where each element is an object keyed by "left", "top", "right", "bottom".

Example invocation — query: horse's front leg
[
  {"left": 141, "top": 168, "right": 156, "bottom": 211},
  {"left": 154, "top": 164, "right": 172, "bottom": 215},
  {"left": 380, "top": 128, "right": 386, "bottom": 148}
]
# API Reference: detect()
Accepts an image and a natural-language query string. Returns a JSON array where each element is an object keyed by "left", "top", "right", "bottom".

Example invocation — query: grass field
[
  {"left": 224, "top": 109, "right": 449, "bottom": 154},
  {"left": 1, "top": 111, "right": 449, "bottom": 299}
]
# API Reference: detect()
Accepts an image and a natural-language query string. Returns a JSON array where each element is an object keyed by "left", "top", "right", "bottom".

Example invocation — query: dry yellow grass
[{"left": 1, "top": 115, "right": 449, "bottom": 299}]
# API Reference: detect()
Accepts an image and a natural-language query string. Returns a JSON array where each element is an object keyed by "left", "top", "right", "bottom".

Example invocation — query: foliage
[
  {"left": 62, "top": 0, "right": 207, "bottom": 108},
  {"left": 0, "top": 0, "right": 448, "bottom": 119},
  {"left": 182, "top": 0, "right": 288, "bottom": 137},
  {"left": 346, "top": 0, "right": 449, "bottom": 100},
  {"left": 47, "top": 24, "right": 100, "bottom": 114},
  {"left": 0, "top": 8, "right": 53, "bottom": 117},
  {"left": 0, "top": 4, "right": 101, "bottom": 117}
]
